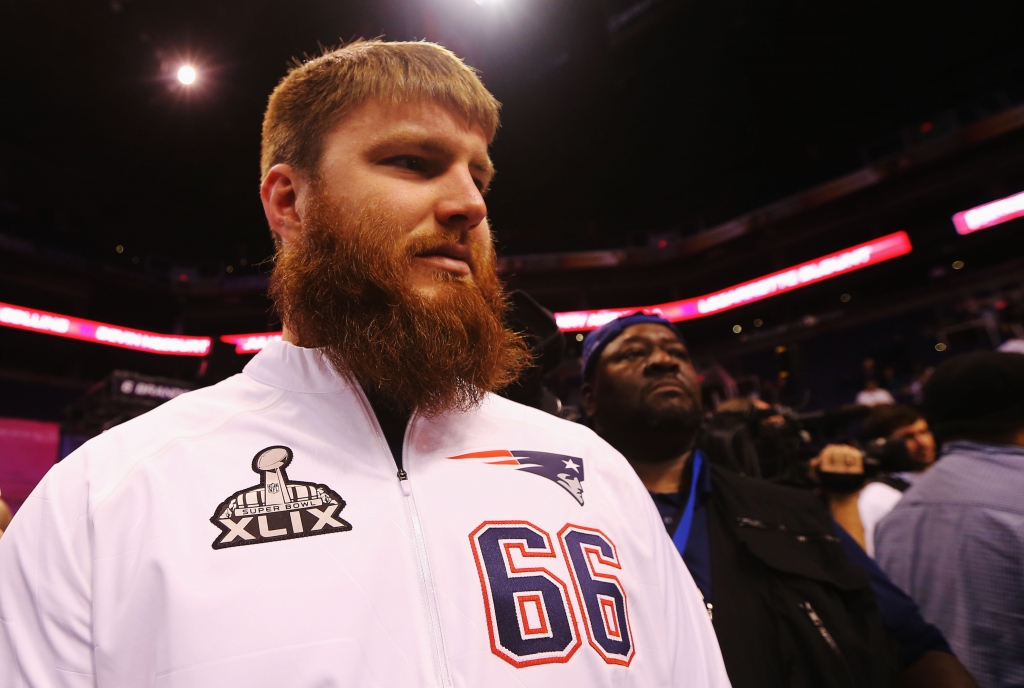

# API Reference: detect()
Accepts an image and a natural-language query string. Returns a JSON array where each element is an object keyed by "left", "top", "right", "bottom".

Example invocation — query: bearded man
[
  {"left": 579, "top": 312, "right": 978, "bottom": 688},
  {"left": 0, "top": 41, "right": 728, "bottom": 687}
]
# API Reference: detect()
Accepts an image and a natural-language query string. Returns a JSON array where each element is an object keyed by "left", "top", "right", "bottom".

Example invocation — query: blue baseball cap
[{"left": 580, "top": 312, "right": 685, "bottom": 382}]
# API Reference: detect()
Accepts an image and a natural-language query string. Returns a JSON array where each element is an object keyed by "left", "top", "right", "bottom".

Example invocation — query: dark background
[
  {"left": 3, "top": 0, "right": 1023, "bottom": 260},
  {"left": 2, "top": 0, "right": 1023, "bottom": 423}
]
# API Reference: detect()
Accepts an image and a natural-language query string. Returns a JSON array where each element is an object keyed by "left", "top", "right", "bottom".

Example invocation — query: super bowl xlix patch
[{"left": 211, "top": 445, "right": 352, "bottom": 550}]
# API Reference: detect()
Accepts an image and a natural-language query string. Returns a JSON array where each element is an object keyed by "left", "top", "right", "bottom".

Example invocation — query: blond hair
[{"left": 260, "top": 40, "right": 500, "bottom": 179}]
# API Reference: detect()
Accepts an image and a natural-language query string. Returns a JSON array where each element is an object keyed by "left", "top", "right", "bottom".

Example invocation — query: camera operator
[
  {"left": 579, "top": 312, "right": 976, "bottom": 688},
  {"left": 851, "top": 406, "right": 937, "bottom": 556},
  {"left": 862, "top": 405, "right": 937, "bottom": 477},
  {"left": 702, "top": 400, "right": 918, "bottom": 556}
]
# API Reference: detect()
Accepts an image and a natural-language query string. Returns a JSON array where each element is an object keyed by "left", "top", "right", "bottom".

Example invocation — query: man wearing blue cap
[{"left": 579, "top": 312, "right": 978, "bottom": 688}]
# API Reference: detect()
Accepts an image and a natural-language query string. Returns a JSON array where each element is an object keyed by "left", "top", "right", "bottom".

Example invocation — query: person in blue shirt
[
  {"left": 579, "top": 312, "right": 978, "bottom": 688},
  {"left": 876, "top": 351, "right": 1024, "bottom": 688}
]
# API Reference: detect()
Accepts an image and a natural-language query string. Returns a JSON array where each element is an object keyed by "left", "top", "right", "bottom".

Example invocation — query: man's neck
[
  {"left": 595, "top": 425, "right": 696, "bottom": 493},
  {"left": 598, "top": 421, "right": 700, "bottom": 491},
  {"left": 629, "top": 450, "right": 692, "bottom": 494}
]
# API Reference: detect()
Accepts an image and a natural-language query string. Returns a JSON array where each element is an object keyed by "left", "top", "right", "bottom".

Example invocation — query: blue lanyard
[{"left": 671, "top": 450, "right": 704, "bottom": 557}]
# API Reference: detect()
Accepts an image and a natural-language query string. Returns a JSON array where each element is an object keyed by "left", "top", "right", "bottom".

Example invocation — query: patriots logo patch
[{"left": 448, "top": 450, "right": 585, "bottom": 505}]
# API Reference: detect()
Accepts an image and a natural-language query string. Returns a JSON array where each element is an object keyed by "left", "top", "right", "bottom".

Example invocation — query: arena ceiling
[{"left": 2, "top": 0, "right": 1023, "bottom": 270}]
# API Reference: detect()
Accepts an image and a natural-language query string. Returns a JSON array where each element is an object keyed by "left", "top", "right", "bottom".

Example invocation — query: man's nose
[
  {"left": 645, "top": 348, "right": 680, "bottom": 372},
  {"left": 435, "top": 168, "right": 487, "bottom": 233}
]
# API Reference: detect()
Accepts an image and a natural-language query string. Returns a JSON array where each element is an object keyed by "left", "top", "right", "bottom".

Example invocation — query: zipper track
[
  {"left": 356, "top": 387, "right": 452, "bottom": 688},
  {"left": 404, "top": 480, "right": 454, "bottom": 688}
]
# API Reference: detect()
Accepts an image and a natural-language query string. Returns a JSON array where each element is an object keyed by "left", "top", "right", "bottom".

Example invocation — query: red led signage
[
  {"left": 553, "top": 231, "right": 913, "bottom": 331},
  {"left": 0, "top": 301, "right": 211, "bottom": 356},
  {"left": 0, "top": 233, "right": 913, "bottom": 354},
  {"left": 952, "top": 190, "right": 1024, "bottom": 235},
  {"left": 220, "top": 332, "right": 283, "bottom": 354}
]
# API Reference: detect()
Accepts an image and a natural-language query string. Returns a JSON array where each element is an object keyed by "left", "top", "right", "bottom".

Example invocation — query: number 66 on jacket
[{"left": 469, "top": 521, "right": 634, "bottom": 668}]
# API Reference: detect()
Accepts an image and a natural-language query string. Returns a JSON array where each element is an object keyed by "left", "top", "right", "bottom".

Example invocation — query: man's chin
[
  {"left": 408, "top": 274, "right": 473, "bottom": 299},
  {"left": 642, "top": 405, "right": 702, "bottom": 433}
]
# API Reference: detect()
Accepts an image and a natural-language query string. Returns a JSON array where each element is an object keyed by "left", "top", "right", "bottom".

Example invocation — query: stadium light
[
  {"left": 177, "top": 65, "right": 197, "bottom": 85},
  {"left": 952, "top": 190, "right": 1024, "bottom": 235},
  {"left": 0, "top": 301, "right": 211, "bottom": 356}
]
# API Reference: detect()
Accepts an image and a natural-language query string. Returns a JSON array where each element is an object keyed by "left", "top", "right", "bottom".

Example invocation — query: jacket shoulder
[
  {"left": 89, "top": 373, "right": 280, "bottom": 452},
  {"left": 49, "top": 373, "right": 283, "bottom": 509},
  {"left": 476, "top": 393, "right": 648, "bottom": 488},
  {"left": 480, "top": 393, "right": 609, "bottom": 447},
  {"left": 711, "top": 465, "right": 834, "bottom": 532},
  {"left": 710, "top": 465, "right": 868, "bottom": 590}
]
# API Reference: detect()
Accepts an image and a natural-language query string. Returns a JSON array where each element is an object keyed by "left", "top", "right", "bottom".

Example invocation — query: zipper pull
[
  {"left": 799, "top": 601, "right": 841, "bottom": 654},
  {"left": 397, "top": 468, "right": 412, "bottom": 496}
]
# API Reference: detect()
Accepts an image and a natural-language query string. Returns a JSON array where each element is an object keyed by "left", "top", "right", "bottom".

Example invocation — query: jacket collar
[
  {"left": 242, "top": 340, "right": 352, "bottom": 394},
  {"left": 942, "top": 440, "right": 1024, "bottom": 458},
  {"left": 694, "top": 449, "right": 714, "bottom": 499}
]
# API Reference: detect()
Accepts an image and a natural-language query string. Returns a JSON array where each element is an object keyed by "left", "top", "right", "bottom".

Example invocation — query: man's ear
[
  {"left": 579, "top": 380, "right": 598, "bottom": 420},
  {"left": 261, "top": 163, "right": 308, "bottom": 248}
]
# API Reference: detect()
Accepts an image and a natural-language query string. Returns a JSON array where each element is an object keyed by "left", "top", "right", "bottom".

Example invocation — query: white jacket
[{"left": 0, "top": 341, "right": 730, "bottom": 687}]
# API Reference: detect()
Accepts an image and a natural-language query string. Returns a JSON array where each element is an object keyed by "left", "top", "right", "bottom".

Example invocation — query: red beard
[{"left": 268, "top": 191, "right": 528, "bottom": 416}]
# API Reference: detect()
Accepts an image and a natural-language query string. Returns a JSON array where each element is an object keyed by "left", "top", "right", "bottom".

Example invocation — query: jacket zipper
[
  {"left": 357, "top": 389, "right": 452, "bottom": 687},
  {"left": 798, "top": 601, "right": 841, "bottom": 655},
  {"left": 399, "top": 467, "right": 453, "bottom": 688}
]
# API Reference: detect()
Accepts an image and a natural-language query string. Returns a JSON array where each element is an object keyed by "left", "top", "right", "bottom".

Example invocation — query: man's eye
[
  {"left": 669, "top": 349, "right": 690, "bottom": 361},
  {"left": 388, "top": 156, "right": 426, "bottom": 171}
]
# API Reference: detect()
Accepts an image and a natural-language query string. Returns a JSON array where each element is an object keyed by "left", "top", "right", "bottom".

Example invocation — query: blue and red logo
[{"left": 448, "top": 450, "right": 585, "bottom": 505}]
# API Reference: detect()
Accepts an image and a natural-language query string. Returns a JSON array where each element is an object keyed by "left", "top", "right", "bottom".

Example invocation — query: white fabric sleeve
[
  {"left": 857, "top": 482, "right": 903, "bottom": 558},
  {"left": 0, "top": 457, "right": 96, "bottom": 687},
  {"left": 655, "top": 499, "right": 729, "bottom": 688}
]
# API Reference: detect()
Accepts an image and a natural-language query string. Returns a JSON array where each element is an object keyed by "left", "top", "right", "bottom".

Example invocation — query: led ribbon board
[
  {"left": 952, "top": 190, "right": 1024, "bottom": 235},
  {"left": 0, "top": 301, "right": 211, "bottom": 356},
  {"left": 220, "top": 332, "right": 283, "bottom": 354},
  {"left": 0, "top": 234, "right": 912, "bottom": 354},
  {"left": 553, "top": 231, "right": 913, "bottom": 332}
]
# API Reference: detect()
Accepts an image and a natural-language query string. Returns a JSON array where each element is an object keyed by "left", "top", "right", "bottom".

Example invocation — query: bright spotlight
[{"left": 177, "top": 65, "right": 197, "bottom": 85}]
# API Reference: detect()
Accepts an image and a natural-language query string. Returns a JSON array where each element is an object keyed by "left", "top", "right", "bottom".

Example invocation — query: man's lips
[
  {"left": 647, "top": 380, "right": 693, "bottom": 397},
  {"left": 413, "top": 244, "right": 473, "bottom": 277}
]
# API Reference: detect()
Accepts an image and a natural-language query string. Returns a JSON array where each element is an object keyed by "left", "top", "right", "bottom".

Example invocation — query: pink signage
[
  {"left": 0, "top": 301, "right": 211, "bottom": 356},
  {"left": 0, "top": 233, "right": 914, "bottom": 356},
  {"left": 220, "top": 332, "right": 283, "bottom": 354},
  {"left": 553, "top": 231, "right": 913, "bottom": 331},
  {"left": 0, "top": 418, "right": 59, "bottom": 514},
  {"left": 952, "top": 190, "right": 1024, "bottom": 235}
]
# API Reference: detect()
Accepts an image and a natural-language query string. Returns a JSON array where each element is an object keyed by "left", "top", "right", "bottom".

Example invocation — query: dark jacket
[{"left": 708, "top": 465, "right": 900, "bottom": 688}]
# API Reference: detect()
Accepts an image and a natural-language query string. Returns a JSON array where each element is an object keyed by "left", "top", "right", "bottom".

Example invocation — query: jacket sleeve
[
  {"left": 833, "top": 520, "right": 951, "bottom": 669},
  {"left": 0, "top": 456, "right": 96, "bottom": 687}
]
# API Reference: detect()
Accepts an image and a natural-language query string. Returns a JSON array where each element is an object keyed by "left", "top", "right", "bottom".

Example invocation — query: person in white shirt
[
  {"left": 857, "top": 406, "right": 937, "bottom": 556},
  {"left": 855, "top": 379, "right": 896, "bottom": 407},
  {"left": 819, "top": 406, "right": 937, "bottom": 557},
  {"left": 0, "top": 40, "right": 729, "bottom": 688}
]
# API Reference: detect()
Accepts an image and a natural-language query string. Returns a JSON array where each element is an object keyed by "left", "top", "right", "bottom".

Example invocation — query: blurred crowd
[{"left": 504, "top": 293, "right": 1024, "bottom": 688}]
